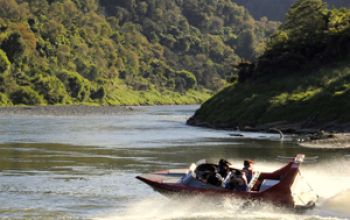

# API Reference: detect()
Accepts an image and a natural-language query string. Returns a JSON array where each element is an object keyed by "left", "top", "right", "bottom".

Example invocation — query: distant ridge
[{"left": 235, "top": 0, "right": 350, "bottom": 21}]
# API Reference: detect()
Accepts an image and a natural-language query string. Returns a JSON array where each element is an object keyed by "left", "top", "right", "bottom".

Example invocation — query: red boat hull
[{"left": 136, "top": 156, "right": 317, "bottom": 209}]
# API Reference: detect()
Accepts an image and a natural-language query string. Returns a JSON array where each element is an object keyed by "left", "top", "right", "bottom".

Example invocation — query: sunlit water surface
[{"left": 0, "top": 105, "right": 349, "bottom": 220}]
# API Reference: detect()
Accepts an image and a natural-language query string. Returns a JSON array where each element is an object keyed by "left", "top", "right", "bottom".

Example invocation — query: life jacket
[{"left": 243, "top": 168, "right": 253, "bottom": 183}]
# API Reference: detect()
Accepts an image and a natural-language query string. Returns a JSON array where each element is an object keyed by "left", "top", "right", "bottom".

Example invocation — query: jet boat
[{"left": 136, "top": 154, "right": 318, "bottom": 209}]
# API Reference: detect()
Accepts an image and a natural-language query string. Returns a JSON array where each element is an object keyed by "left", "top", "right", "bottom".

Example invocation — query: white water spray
[{"left": 96, "top": 158, "right": 350, "bottom": 220}]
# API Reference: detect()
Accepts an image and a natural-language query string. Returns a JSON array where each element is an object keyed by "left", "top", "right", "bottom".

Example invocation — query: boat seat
[{"left": 259, "top": 179, "right": 280, "bottom": 192}]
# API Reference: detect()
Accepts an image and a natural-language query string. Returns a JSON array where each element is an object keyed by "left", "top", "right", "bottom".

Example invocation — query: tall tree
[{"left": 283, "top": 0, "right": 328, "bottom": 40}]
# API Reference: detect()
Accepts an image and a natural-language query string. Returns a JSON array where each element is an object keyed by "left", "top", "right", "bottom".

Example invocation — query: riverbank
[
  {"left": 187, "top": 117, "right": 350, "bottom": 148},
  {"left": 186, "top": 55, "right": 350, "bottom": 148},
  {"left": 299, "top": 133, "right": 350, "bottom": 149}
]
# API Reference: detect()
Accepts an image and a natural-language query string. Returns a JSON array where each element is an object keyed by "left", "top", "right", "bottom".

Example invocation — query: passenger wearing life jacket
[
  {"left": 225, "top": 170, "right": 247, "bottom": 191},
  {"left": 195, "top": 163, "right": 224, "bottom": 186},
  {"left": 218, "top": 159, "right": 231, "bottom": 179},
  {"left": 242, "top": 159, "right": 254, "bottom": 183},
  {"left": 206, "top": 172, "right": 223, "bottom": 186}
]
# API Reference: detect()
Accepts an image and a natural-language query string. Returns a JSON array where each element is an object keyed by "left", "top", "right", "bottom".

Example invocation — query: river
[{"left": 0, "top": 105, "right": 349, "bottom": 220}]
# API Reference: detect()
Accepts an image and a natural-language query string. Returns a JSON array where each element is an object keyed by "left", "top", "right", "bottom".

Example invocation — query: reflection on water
[
  {"left": 0, "top": 105, "right": 349, "bottom": 219},
  {"left": 0, "top": 106, "right": 225, "bottom": 148}
]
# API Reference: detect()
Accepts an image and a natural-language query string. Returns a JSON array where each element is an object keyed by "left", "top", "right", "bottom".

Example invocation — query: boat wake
[
  {"left": 95, "top": 194, "right": 350, "bottom": 220},
  {"left": 96, "top": 158, "right": 350, "bottom": 220},
  {"left": 318, "top": 189, "right": 350, "bottom": 218},
  {"left": 95, "top": 196, "right": 298, "bottom": 220}
]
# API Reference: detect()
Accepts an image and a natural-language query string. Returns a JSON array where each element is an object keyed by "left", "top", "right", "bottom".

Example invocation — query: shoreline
[
  {"left": 187, "top": 115, "right": 350, "bottom": 133},
  {"left": 187, "top": 117, "right": 350, "bottom": 148},
  {"left": 299, "top": 133, "right": 350, "bottom": 149}
]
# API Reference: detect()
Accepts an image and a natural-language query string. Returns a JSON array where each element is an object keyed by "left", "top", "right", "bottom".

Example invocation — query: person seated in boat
[
  {"left": 218, "top": 159, "right": 231, "bottom": 179},
  {"left": 242, "top": 159, "right": 254, "bottom": 183},
  {"left": 196, "top": 170, "right": 222, "bottom": 186},
  {"left": 206, "top": 172, "right": 223, "bottom": 186},
  {"left": 225, "top": 170, "right": 248, "bottom": 191},
  {"left": 195, "top": 163, "right": 222, "bottom": 185}
]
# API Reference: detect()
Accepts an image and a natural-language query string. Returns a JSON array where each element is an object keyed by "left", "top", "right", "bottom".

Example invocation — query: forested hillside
[
  {"left": 235, "top": 0, "right": 350, "bottom": 21},
  {"left": 188, "top": 0, "right": 350, "bottom": 131},
  {"left": 0, "top": 0, "right": 278, "bottom": 106}
]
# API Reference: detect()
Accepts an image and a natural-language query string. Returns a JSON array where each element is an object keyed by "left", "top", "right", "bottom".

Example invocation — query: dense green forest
[
  {"left": 0, "top": 0, "right": 279, "bottom": 106},
  {"left": 235, "top": 0, "right": 350, "bottom": 21},
  {"left": 188, "top": 0, "right": 350, "bottom": 131}
]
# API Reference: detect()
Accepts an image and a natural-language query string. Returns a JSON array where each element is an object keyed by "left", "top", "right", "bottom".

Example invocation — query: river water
[{"left": 0, "top": 105, "right": 349, "bottom": 220}]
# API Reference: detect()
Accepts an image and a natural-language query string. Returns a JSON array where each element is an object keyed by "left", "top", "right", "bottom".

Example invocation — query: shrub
[
  {"left": 0, "top": 93, "right": 11, "bottom": 106},
  {"left": 56, "top": 70, "right": 91, "bottom": 101},
  {"left": 10, "top": 86, "right": 45, "bottom": 105},
  {"left": 32, "top": 74, "right": 70, "bottom": 104},
  {"left": 175, "top": 70, "right": 197, "bottom": 91},
  {"left": 0, "top": 49, "right": 10, "bottom": 74},
  {"left": 90, "top": 86, "right": 106, "bottom": 100},
  {"left": 12, "top": 72, "right": 31, "bottom": 86}
]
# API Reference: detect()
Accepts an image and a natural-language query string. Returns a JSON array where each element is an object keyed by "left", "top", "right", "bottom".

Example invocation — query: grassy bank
[
  {"left": 0, "top": 85, "right": 212, "bottom": 106},
  {"left": 104, "top": 87, "right": 212, "bottom": 106},
  {"left": 189, "top": 57, "right": 350, "bottom": 131}
]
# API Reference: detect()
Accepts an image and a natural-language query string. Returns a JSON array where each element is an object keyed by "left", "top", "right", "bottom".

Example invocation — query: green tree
[
  {"left": 0, "top": 0, "right": 283, "bottom": 106},
  {"left": 1, "top": 32, "right": 26, "bottom": 62},
  {"left": 236, "top": 29, "right": 257, "bottom": 60},
  {"left": 283, "top": 0, "right": 328, "bottom": 40},
  {"left": 0, "top": 0, "right": 29, "bottom": 21},
  {"left": 175, "top": 70, "right": 197, "bottom": 91}
]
